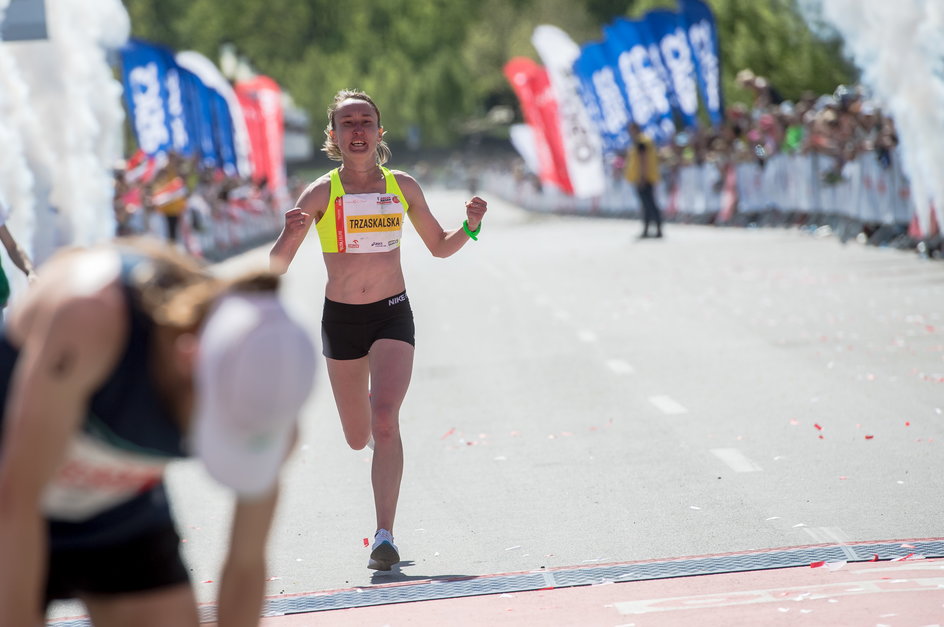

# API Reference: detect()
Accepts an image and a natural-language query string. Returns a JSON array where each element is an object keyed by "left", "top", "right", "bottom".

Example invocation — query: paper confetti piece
[
  {"left": 810, "top": 561, "right": 826, "bottom": 568},
  {"left": 202, "top": 579, "right": 214, "bottom": 584},
  {"left": 890, "top": 553, "right": 915, "bottom": 561},
  {"left": 826, "top": 561, "right": 847, "bottom": 571},
  {"left": 363, "top": 537, "right": 369, "bottom": 547},
  {"left": 814, "top": 423, "right": 823, "bottom": 431},
  {"left": 900, "top": 543, "right": 916, "bottom": 548},
  {"left": 441, "top": 427, "right": 456, "bottom": 439},
  {"left": 865, "top": 435, "right": 874, "bottom": 440},
  {"left": 870, "top": 554, "right": 879, "bottom": 562},
  {"left": 505, "top": 545, "right": 521, "bottom": 551}
]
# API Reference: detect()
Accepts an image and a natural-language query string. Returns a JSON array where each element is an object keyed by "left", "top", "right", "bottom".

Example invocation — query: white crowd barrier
[
  {"left": 487, "top": 149, "right": 918, "bottom": 231},
  {"left": 136, "top": 191, "right": 283, "bottom": 262}
]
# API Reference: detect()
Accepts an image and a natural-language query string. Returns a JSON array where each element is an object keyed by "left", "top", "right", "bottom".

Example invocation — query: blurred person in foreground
[
  {"left": 0, "top": 197, "right": 38, "bottom": 318},
  {"left": 625, "top": 122, "right": 664, "bottom": 239},
  {"left": 270, "top": 88, "right": 487, "bottom": 571},
  {"left": 0, "top": 237, "right": 317, "bottom": 626}
]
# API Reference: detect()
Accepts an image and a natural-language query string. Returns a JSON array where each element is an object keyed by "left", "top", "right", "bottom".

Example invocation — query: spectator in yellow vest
[{"left": 624, "top": 123, "right": 663, "bottom": 239}]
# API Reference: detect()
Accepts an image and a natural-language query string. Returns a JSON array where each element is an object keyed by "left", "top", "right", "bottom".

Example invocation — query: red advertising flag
[
  {"left": 235, "top": 76, "right": 286, "bottom": 198},
  {"left": 235, "top": 87, "right": 269, "bottom": 186},
  {"left": 503, "top": 57, "right": 573, "bottom": 193}
]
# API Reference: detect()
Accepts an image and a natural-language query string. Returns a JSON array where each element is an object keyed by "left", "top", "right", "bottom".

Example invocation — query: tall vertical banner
[
  {"left": 178, "top": 66, "right": 219, "bottom": 169},
  {"left": 531, "top": 25, "right": 607, "bottom": 199},
  {"left": 176, "top": 50, "right": 253, "bottom": 179},
  {"left": 572, "top": 42, "right": 632, "bottom": 155},
  {"left": 603, "top": 19, "right": 675, "bottom": 142},
  {"left": 235, "top": 76, "right": 286, "bottom": 196},
  {"left": 679, "top": 0, "right": 724, "bottom": 126},
  {"left": 503, "top": 57, "right": 573, "bottom": 193},
  {"left": 642, "top": 10, "right": 700, "bottom": 130},
  {"left": 208, "top": 90, "right": 238, "bottom": 176},
  {"left": 119, "top": 39, "right": 175, "bottom": 157}
]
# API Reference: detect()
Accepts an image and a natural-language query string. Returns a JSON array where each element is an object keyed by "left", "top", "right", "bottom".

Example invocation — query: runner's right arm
[{"left": 269, "top": 179, "right": 328, "bottom": 274}]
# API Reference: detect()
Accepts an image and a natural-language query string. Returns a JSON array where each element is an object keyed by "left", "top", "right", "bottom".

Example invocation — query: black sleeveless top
[{"left": 0, "top": 251, "right": 188, "bottom": 549}]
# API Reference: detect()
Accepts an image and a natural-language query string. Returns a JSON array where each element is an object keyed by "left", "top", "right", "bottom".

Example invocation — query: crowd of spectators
[
  {"left": 112, "top": 151, "right": 284, "bottom": 259},
  {"left": 651, "top": 70, "right": 899, "bottom": 186}
]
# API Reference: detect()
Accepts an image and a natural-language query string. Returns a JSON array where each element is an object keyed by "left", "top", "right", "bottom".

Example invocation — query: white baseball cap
[{"left": 193, "top": 291, "right": 317, "bottom": 499}]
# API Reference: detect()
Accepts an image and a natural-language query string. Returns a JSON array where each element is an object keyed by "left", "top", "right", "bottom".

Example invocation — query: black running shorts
[
  {"left": 45, "top": 521, "right": 189, "bottom": 605},
  {"left": 321, "top": 291, "right": 415, "bottom": 360}
]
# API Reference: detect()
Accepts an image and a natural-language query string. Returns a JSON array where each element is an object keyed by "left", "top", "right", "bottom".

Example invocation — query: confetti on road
[
  {"left": 363, "top": 537, "right": 369, "bottom": 547},
  {"left": 441, "top": 427, "right": 456, "bottom": 440}
]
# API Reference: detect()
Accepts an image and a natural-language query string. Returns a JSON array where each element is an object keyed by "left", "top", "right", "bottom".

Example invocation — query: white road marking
[
  {"left": 649, "top": 395, "right": 688, "bottom": 415},
  {"left": 711, "top": 448, "right": 763, "bottom": 472},
  {"left": 606, "top": 359, "right": 635, "bottom": 375}
]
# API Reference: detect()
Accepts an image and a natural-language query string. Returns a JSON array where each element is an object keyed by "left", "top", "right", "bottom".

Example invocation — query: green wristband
[{"left": 463, "top": 219, "right": 481, "bottom": 241}]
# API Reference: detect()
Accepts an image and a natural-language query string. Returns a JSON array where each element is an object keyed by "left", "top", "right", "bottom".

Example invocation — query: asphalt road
[{"left": 49, "top": 187, "right": 944, "bottom": 619}]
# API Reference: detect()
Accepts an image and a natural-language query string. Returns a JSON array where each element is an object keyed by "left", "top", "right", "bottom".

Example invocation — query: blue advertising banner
[
  {"left": 178, "top": 67, "right": 219, "bottom": 168},
  {"left": 163, "top": 62, "right": 193, "bottom": 157},
  {"left": 209, "top": 90, "right": 238, "bottom": 176},
  {"left": 642, "top": 10, "right": 700, "bottom": 130},
  {"left": 120, "top": 39, "right": 174, "bottom": 157},
  {"left": 572, "top": 41, "right": 632, "bottom": 154},
  {"left": 603, "top": 18, "right": 674, "bottom": 143},
  {"left": 679, "top": 0, "right": 724, "bottom": 126},
  {"left": 120, "top": 39, "right": 191, "bottom": 157}
]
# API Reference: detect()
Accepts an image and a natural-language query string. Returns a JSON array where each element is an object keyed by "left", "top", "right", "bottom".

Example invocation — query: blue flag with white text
[
  {"left": 120, "top": 39, "right": 176, "bottom": 157},
  {"left": 572, "top": 41, "right": 633, "bottom": 154},
  {"left": 641, "top": 10, "right": 700, "bottom": 130},
  {"left": 603, "top": 18, "right": 675, "bottom": 143},
  {"left": 679, "top": 0, "right": 724, "bottom": 126}
]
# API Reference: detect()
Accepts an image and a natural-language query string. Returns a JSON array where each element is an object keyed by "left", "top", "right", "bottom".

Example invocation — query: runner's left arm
[{"left": 399, "top": 173, "right": 487, "bottom": 258}]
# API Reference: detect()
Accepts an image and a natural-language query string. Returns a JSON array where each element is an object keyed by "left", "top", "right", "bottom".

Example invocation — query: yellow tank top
[{"left": 315, "top": 167, "right": 410, "bottom": 253}]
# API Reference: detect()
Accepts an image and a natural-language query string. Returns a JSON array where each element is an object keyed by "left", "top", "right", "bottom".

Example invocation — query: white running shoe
[{"left": 368, "top": 528, "right": 399, "bottom": 571}]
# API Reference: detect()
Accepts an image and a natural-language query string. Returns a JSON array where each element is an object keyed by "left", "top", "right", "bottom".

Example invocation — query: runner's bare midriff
[{"left": 323, "top": 248, "right": 406, "bottom": 304}]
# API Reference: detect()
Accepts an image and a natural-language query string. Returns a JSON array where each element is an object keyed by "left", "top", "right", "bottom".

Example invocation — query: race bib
[{"left": 334, "top": 193, "right": 404, "bottom": 253}]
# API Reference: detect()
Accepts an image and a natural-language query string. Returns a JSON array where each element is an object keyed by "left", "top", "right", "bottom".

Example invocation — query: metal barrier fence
[{"left": 486, "top": 149, "right": 919, "bottom": 234}]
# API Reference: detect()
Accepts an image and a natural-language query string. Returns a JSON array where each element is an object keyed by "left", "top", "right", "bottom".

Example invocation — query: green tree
[{"left": 121, "top": 0, "right": 855, "bottom": 148}]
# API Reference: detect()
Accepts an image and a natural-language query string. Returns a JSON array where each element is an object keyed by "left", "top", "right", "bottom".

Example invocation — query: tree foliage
[{"left": 122, "top": 0, "right": 855, "bottom": 147}]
